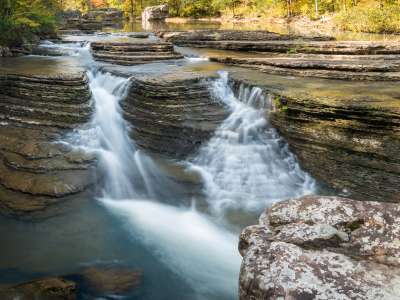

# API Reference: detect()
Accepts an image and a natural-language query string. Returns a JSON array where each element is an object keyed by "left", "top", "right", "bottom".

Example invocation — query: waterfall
[
  {"left": 57, "top": 41, "right": 241, "bottom": 299},
  {"left": 190, "top": 71, "right": 316, "bottom": 215}
]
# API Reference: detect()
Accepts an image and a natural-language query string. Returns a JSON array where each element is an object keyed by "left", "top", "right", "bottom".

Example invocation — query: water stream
[{"left": 0, "top": 36, "right": 316, "bottom": 299}]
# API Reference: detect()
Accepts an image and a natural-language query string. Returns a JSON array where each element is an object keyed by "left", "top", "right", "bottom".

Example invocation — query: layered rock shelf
[
  {"left": 239, "top": 195, "right": 400, "bottom": 300},
  {"left": 211, "top": 54, "right": 400, "bottom": 81},
  {"left": 0, "top": 72, "right": 96, "bottom": 218},
  {"left": 158, "top": 30, "right": 335, "bottom": 43},
  {"left": 121, "top": 72, "right": 228, "bottom": 158},
  {"left": 159, "top": 30, "right": 400, "bottom": 80},
  {"left": 90, "top": 41, "right": 184, "bottom": 65},
  {"left": 229, "top": 71, "right": 400, "bottom": 202}
]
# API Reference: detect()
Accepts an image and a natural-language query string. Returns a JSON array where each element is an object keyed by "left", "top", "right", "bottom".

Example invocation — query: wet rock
[
  {"left": 211, "top": 54, "right": 400, "bottom": 81},
  {"left": 80, "top": 266, "right": 142, "bottom": 294},
  {"left": 0, "top": 71, "right": 96, "bottom": 218},
  {"left": 90, "top": 41, "right": 183, "bottom": 65},
  {"left": 228, "top": 72, "right": 400, "bottom": 202},
  {"left": 142, "top": 4, "right": 169, "bottom": 22},
  {"left": 122, "top": 72, "right": 228, "bottom": 158},
  {"left": 158, "top": 30, "right": 334, "bottom": 44},
  {"left": 0, "top": 277, "right": 76, "bottom": 300},
  {"left": 239, "top": 195, "right": 400, "bottom": 300}
]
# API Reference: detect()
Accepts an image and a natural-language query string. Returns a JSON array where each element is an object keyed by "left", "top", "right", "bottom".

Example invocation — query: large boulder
[
  {"left": 239, "top": 195, "right": 400, "bottom": 300},
  {"left": 142, "top": 4, "right": 169, "bottom": 22}
]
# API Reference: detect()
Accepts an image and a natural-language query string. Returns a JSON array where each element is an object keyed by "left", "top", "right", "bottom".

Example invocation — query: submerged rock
[
  {"left": 0, "top": 277, "right": 76, "bottom": 300},
  {"left": 239, "top": 195, "right": 400, "bottom": 300},
  {"left": 90, "top": 41, "right": 183, "bottom": 65},
  {"left": 80, "top": 266, "right": 142, "bottom": 294}
]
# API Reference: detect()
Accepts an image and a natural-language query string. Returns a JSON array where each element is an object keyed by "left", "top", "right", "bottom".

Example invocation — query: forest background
[{"left": 1, "top": 0, "right": 400, "bottom": 47}]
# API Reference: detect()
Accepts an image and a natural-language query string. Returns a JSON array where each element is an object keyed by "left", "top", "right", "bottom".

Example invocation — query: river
[{"left": 0, "top": 30, "right": 317, "bottom": 299}]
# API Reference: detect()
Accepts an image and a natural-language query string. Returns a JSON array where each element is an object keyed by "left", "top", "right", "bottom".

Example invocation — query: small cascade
[
  {"left": 190, "top": 71, "right": 316, "bottom": 214},
  {"left": 57, "top": 40, "right": 241, "bottom": 299}
]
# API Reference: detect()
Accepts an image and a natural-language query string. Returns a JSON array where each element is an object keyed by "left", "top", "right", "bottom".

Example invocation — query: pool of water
[{"left": 1, "top": 26, "right": 386, "bottom": 299}]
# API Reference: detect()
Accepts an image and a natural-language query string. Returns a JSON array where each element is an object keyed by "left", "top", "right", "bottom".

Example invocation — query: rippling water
[{"left": 0, "top": 35, "right": 316, "bottom": 299}]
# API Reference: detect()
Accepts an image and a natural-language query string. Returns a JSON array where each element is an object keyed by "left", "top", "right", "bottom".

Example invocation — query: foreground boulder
[
  {"left": 0, "top": 71, "right": 96, "bottom": 218},
  {"left": 239, "top": 195, "right": 400, "bottom": 300},
  {"left": 122, "top": 72, "right": 228, "bottom": 158},
  {"left": 0, "top": 277, "right": 76, "bottom": 300},
  {"left": 90, "top": 41, "right": 183, "bottom": 65}
]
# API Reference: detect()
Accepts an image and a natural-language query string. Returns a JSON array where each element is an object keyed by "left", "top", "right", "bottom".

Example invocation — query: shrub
[{"left": 335, "top": 2, "right": 400, "bottom": 33}]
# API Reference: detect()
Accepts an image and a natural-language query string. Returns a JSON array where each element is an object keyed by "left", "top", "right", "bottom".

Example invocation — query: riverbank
[{"left": 165, "top": 15, "right": 400, "bottom": 40}]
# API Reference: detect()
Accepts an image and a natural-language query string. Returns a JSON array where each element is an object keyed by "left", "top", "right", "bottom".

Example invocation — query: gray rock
[
  {"left": 142, "top": 4, "right": 169, "bottom": 22},
  {"left": 239, "top": 195, "right": 400, "bottom": 300}
]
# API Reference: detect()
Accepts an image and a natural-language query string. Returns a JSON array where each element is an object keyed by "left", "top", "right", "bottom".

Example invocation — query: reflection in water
[{"left": 190, "top": 71, "right": 315, "bottom": 215}]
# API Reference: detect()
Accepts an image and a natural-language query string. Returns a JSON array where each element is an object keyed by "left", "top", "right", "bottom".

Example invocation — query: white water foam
[
  {"left": 52, "top": 41, "right": 241, "bottom": 298},
  {"left": 190, "top": 71, "right": 316, "bottom": 214},
  {"left": 101, "top": 198, "right": 240, "bottom": 299}
]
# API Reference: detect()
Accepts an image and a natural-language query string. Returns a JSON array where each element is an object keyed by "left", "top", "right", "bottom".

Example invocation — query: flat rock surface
[{"left": 239, "top": 195, "right": 400, "bottom": 300}]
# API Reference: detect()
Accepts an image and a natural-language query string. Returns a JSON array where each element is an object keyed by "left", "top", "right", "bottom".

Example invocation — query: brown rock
[
  {"left": 0, "top": 277, "right": 76, "bottom": 300},
  {"left": 80, "top": 266, "right": 142, "bottom": 294}
]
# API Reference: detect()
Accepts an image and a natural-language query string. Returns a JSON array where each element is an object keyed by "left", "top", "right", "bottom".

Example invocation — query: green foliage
[
  {"left": 336, "top": 2, "right": 400, "bottom": 33},
  {"left": 0, "top": 0, "right": 61, "bottom": 47}
]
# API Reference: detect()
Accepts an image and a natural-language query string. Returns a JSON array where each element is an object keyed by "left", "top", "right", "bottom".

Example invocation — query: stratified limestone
[
  {"left": 210, "top": 54, "right": 400, "bottom": 81},
  {"left": 228, "top": 71, "right": 400, "bottom": 202},
  {"left": 157, "top": 30, "right": 334, "bottom": 43},
  {"left": 121, "top": 72, "right": 228, "bottom": 158},
  {"left": 159, "top": 30, "right": 400, "bottom": 80},
  {"left": 90, "top": 41, "right": 183, "bottom": 65},
  {"left": 0, "top": 72, "right": 96, "bottom": 218},
  {"left": 239, "top": 195, "right": 400, "bottom": 300}
]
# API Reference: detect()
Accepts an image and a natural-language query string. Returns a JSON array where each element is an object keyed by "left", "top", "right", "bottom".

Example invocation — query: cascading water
[
  {"left": 47, "top": 38, "right": 315, "bottom": 300},
  {"left": 57, "top": 40, "right": 241, "bottom": 299},
  {"left": 190, "top": 71, "right": 316, "bottom": 215}
]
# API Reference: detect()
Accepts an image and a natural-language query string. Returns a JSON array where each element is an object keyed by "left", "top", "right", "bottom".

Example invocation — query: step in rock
[
  {"left": 122, "top": 72, "right": 228, "bottom": 158},
  {"left": 0, "top": 71, "right": 96, "bottom": 219},
  {"left": 90, "top": 41, "right": 184, "bottom": 65}
]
